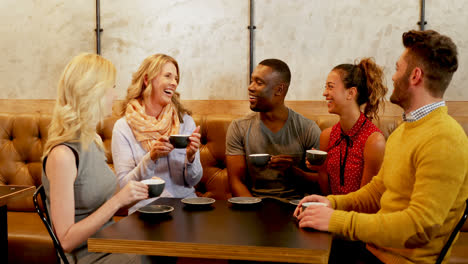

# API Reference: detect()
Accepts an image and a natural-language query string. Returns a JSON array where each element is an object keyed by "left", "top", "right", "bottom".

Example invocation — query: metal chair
[
  {"left": 33, "top": 185, "right": 69, "bottom": 264},
  {"left": 436, "top": 199, "right": 468, "bottom": 264}
]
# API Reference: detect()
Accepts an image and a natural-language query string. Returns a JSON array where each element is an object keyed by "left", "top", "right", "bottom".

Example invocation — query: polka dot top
[{"left": 326, "top": 113, "right": 382, "bottom": 195}]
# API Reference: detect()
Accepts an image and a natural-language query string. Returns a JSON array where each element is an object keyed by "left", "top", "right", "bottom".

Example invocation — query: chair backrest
[
  {"left": 436, "top": 199, "right": 468, "bottom": 264},
  {"left": 33, "top": 185, "right": 69, "bottom": 264}
]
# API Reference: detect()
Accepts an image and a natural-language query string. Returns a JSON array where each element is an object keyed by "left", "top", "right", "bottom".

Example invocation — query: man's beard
[
  {"left": 250, "top": 101, "right": 272, "bottom": 112},
  {"left": 390, "top": 74, "right": 411, "bottom": 110},
  {"left": 249, "top": 91, "right": 274, "bottom": 112}
]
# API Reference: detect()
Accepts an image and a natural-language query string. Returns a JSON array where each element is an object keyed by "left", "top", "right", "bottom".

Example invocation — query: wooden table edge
[
  {"left": 88, "top": 238, "right": 330, "bottom": 263},
  {"left": 0, "top": 185, "right": 35, "bottom": 206}
]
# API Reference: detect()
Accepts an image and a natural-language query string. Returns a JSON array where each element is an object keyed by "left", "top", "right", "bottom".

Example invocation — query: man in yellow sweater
[{"left": 295, "top": 30, "right": 468, "bottom": 263}]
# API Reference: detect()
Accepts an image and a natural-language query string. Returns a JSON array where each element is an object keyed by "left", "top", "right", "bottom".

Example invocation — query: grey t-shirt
[{"left": 226, "top": 108, "right": 321, "bottom": 200}]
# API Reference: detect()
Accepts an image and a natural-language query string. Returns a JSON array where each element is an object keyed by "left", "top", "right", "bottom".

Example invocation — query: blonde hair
[
  {"left": 120, "top": 53, "right": 191, "bottom": 121},
  {"left": 43, "top": 53, "right": 116, "bottom": 159}
]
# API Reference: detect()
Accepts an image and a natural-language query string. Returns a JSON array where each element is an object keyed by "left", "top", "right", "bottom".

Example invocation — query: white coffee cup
[{"left": 302, "top": 202, "right": 327, "bottom": 211}]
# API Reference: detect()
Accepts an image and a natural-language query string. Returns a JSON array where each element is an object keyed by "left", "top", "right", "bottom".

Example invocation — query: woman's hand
[
  {"left": 305, "top": 148, "right": 322, "bottom": 171},
  {"left": 114, "top": 180, "right": 148, "bottom": 208},
  {"left": 150, "top": 136, "right": 174, "bottom": 161},
  {"left": 305, "top": 159, "right": 321, "bottom": 171},
  {"left": 186, "top": 126, "right": 201, "bottom": 163}
]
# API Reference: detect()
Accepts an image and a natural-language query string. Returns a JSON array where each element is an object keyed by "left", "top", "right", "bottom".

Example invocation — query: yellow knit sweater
[{"left": 327, "top": 107, "right": 468, "bottom": 264}]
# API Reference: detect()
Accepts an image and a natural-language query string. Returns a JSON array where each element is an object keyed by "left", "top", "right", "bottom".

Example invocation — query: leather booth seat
[{"left": 1, "top": 111, "right": 467, "bottom": 264}]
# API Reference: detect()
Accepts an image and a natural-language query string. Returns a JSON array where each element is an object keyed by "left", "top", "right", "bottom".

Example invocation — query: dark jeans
[{"left": 328, "top": 238, "right": 384, "bottom": 264}]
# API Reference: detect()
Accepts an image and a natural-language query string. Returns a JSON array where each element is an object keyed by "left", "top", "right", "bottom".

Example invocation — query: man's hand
[
  {"left": 296, "top": 204, "right": 334, "bottom": 232},
  {"left": 293, "top": 194, "right": 333, "bottom": 232},
  {"left": 293, "top": 194, "right": 331, "bottom": 217},
  {"left": 268, "top": 155, "right": 295, "bottom": 172}
]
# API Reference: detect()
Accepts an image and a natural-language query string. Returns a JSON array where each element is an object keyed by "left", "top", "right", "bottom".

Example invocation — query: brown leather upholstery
[
  {"left": 194, "top": 115, "right": 238, "bottom": 200},
  {"left": 1, "top": 111, "right": 467, "bottom": 264},
  {"left": 0, "top": 114, "right": 50, "bottom": 212},
  {"left": 7, "top": 212, "right": 57, "bottom": 264}
]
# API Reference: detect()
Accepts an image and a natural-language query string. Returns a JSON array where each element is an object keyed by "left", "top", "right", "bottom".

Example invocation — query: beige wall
[{"left": 1, "top": 0, "right": 468, "bottom": 101}]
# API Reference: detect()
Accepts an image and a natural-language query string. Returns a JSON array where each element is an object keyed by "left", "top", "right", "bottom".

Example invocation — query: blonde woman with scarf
[{"left": 112, "top": 54, "right": 202, "bottom": 212}]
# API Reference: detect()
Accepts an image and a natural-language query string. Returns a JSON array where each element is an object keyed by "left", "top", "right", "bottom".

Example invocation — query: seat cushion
[{"left": 8, "top": 211, "right": 57, "bottom": 264}]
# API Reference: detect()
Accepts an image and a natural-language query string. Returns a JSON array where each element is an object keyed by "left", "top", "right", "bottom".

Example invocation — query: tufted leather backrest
[
  {"left": 0, "top": 114, "right": 50, "bottom": 211},
  {"left": 193, "top": 115, "right": 239, "bottom": 200},
  {"left": 2, "top": 112, "right": 467, "bottom": 211}
]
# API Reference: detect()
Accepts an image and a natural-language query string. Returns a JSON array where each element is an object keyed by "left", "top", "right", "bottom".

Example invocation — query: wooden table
[
  {"left": 89, "top": 198, "right": 332, "bottom": 263},
  {"left": 0, "top": 185, "right": 35, "bottom": 261}
]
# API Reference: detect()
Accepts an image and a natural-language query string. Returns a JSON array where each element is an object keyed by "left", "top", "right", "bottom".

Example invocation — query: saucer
[
  {"left": 181, "top": 197, "right": 215, "bottom": 206},
  {"left": 137, "top": 204, "right": 174, "bottom": 214},
  {"left": 289, "top": 199, "right": 301, "bottom": 206},
  {"left": 228, "top": 197, "right": 262, "bottom": 205}
]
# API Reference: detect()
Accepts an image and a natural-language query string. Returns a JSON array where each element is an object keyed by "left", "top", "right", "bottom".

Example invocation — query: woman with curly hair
[{"left": 308, "top": 58, "right": 388, "bottom": 195}]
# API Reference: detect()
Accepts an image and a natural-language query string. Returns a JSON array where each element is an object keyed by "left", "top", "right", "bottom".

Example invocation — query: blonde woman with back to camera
[
  {"left": 112, "top": 54, "right": 202, "bottom": 212},
  {"left": 41, "top": 53, "right": 148, "bottom": 263}
]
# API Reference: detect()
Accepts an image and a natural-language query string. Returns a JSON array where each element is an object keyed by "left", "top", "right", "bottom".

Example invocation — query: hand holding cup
[
  {"left": 186, "top": 126, "right": 201, "bottom": 163},
  {"left": 150, "top": 136, "right": 174, "bottom": 161},
  {"left": 169, "top": 135, "right": 190, "bottom": 148},
  {"left": 248, "top": 154, "right": 271, "bottom": 167},
  {"left": 269, "top": 155, "right": 295, "bottom": 171},
  {"left": 141, "top": 178, "right": 165, "bottom": 198},
  {"left": 293, "top": 194, "right": 331, "bottom": 218},
  {"left": 294, "top": 195, "right": 333, "bottom": 232},
  {"left": 114, "top": 180, "right": 148, "bottom": 208},
  {"left": 306, "top": 149, "right": 328, "bottom": 166}
]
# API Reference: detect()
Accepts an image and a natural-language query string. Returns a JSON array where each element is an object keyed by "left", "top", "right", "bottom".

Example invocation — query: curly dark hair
[
  {"left": 333, "top": 58, "right": 388, "bottom": 121},
  {"left": 402, "top": 30, "right": 458, "bottom": 97}
]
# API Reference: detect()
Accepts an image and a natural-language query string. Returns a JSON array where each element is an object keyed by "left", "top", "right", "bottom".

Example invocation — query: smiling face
[
  {"left": 148, "top": 62, "right": 179, "bottom": 108},
  {"left": 248, "top": 64, "right": 280, "bottom": 112},
  {"left": 390, "top": 49, "right": 412, "bottom": 110},
  {"left": 323, "top": 70, "right": 352, "bottom": 115}
]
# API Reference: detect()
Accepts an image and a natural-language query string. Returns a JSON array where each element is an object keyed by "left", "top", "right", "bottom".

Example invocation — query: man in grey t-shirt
[{"left": 226, "top": 59, "right": 321, "bottom": 201}]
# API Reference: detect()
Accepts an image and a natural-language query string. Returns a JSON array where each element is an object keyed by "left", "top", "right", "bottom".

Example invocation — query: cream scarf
[{"left": 125, "top": 99, "right": 180, "bottom": 152}]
